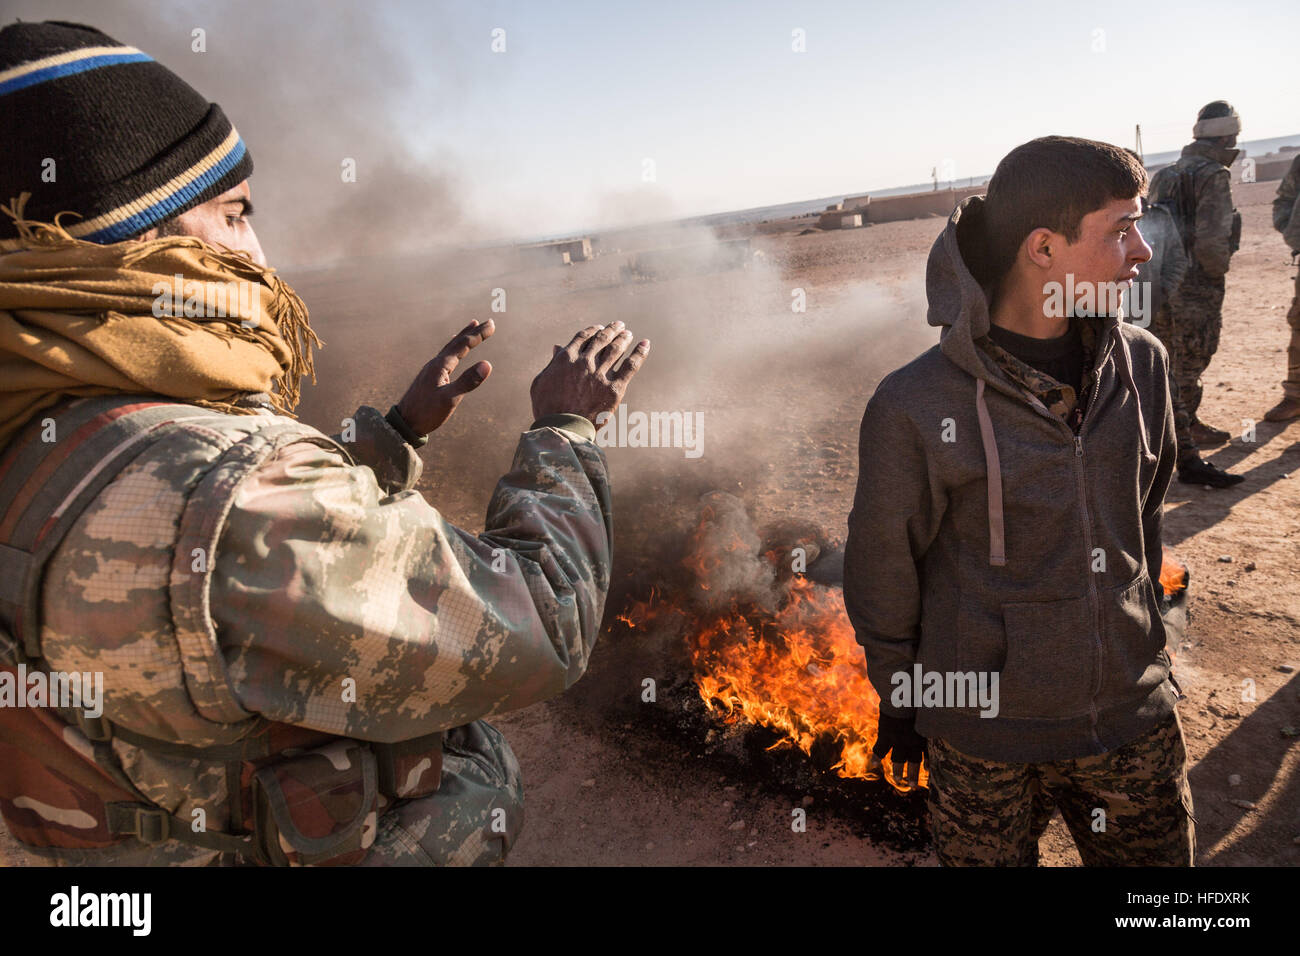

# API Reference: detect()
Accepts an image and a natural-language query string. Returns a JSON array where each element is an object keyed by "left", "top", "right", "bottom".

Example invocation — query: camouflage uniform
[
  {"left": 1150, "top": 303, "right": 1200, "bottom": 462},
  {"left": 978, "top": 315, "right": 1100, "bottom": 430},
  {"left": 926, "top": 711, "right": 1195, "bottom": 866},
  {"left": 0, "top": 392, "right": 610, "bottom": 866},
  {"left": 1273, "top": 153, "right": 1300, "bottom": 400},
  {"left": 1148, "top": 140, "right": 1243, "bottom": 423},
  {"left": 1135, "top": 200, "right": 1197, "bottom": 462},
  {"left": 937, "top": 328, "right": 1196, "bottom": 866}
]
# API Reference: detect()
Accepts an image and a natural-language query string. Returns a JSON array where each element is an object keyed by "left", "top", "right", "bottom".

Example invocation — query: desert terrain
[
  {"left": 296, "top": 178, "right": 1299, "bottom": 867},
  {"left": 2, "top": 180, "right": 1295, "bottom": 867}
]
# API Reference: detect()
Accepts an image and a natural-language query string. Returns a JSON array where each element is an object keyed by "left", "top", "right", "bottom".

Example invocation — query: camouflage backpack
[
  {"left": 1148, "top": 162, "right": 1200, "bottom": 258},
  {"left": 1150, "top": 156, "right": 1243, "bottom": 260},
  {"left": 0, "top": 394, "right": 445, "bottom": 865}
]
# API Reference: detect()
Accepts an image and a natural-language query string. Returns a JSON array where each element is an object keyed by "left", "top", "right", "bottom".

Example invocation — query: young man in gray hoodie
[{"left": 845, "top": 137, "right": 1195, "bottom": 866}]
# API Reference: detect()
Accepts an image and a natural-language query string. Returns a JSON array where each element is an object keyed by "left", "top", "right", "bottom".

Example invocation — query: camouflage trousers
[
  {"left": 1150, "top": 305, "right": 1199, "bottom": 462},
  {"left": 1284, "top": 269, "right": 1300, "bottom": 400},
  {"left": 361, "top": 720, "right": 525, "bottom": 867},
  {"left": 1161, "top": 263, "right": 1226, "bottom": 426},
  {"left": 925, "top": 711, "right": 1196, "bottom": 866}
]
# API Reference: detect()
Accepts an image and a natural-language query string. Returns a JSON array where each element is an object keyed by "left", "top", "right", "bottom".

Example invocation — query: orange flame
[
  {"left": 1159, "top": 548, "right": 1188, "bottom": 598},
  {"left": 617, "top": 586, "right": 661, "bottom": 629},
  {"left": 687, "top": 576, "right": 925, "bottom": 792}
]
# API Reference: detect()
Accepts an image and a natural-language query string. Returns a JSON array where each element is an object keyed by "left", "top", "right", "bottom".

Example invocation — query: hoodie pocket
[
  {"left": 1099, "top": 570, "right": 1166, "bottom": 701},
  {"left": 995, "top": 593, "right": 1095, "bottom": 719}
]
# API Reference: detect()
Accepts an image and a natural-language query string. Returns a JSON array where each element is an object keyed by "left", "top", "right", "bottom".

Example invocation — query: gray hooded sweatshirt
[{"left": 844, "top": 194, "right": 1179, "bottom": 763}]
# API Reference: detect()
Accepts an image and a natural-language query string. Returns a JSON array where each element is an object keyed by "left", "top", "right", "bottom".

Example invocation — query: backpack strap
[
  {"left": 1178, "top": 165, "right": 1200, "bottom": 258},
  {"left": 103, "top": 803, "right": 262, "bottom": 857},
  {"left": 0, "top": 395, "right": 217, "bottom": 662}
]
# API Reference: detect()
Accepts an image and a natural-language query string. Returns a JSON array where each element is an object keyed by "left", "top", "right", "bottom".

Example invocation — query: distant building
[
  {"left": 829, "top": 185, "right": 985, "bottom": 226},
  {"left": 556, "top": 237, "right": 593, "bottom": 262},
  {"left": 817, "top": 210, "right": 862, "bottom": 230},
  {"left": 512, "top": 236, "right": 594, "bottom": 268}
]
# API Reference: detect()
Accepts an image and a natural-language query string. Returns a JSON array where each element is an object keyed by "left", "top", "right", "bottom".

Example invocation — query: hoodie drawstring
[{"left": 974, "top": 378, "right": 1007, "bottom": 567}]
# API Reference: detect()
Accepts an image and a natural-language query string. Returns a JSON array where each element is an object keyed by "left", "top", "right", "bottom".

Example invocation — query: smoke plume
[{"left": 7, "top": 0, "right": 475, "bottom": 267}]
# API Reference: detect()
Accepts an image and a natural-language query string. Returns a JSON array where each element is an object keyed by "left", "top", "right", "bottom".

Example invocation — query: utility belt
[{"left": 0, "top": 660, "right": 445, "bottom": 866}]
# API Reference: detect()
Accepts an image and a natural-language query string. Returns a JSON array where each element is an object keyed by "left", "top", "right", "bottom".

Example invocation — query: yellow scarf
[{"left": 0, "top": 194, "right": 321, "bottom": 449}]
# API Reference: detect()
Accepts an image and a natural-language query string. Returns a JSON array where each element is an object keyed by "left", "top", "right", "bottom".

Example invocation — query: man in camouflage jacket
[
  {"left": 0, "top": 20, "right": 649, "bottom": 866},
  {"left": 1264, "top": 152, "right": 1300, "bottom": 422},
  {"left": 1147, "top": 101, "right": 1244, "bottom": 447},
  {"left": 1133, "top": 190, "right": 1241, "bottom": 487}
]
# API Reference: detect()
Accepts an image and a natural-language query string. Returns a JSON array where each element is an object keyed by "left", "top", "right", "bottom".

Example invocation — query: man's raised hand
[
  {"left": 530, "top": 321, "right": 650, "bottom": 425},
  {"left": 396, "top": 318, "right": 495, "bottom": 436}
]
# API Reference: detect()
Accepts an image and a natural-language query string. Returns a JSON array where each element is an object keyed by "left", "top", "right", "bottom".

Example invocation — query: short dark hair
[{"left": 982, "top": 136, "right": 1148, "bottom": 283}]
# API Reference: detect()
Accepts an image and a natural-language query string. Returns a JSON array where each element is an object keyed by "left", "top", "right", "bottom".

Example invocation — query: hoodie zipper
[
  {"left": 992, "top": 329, "right": 1111, "bottom": 744},
  {"left": 1071, "top": 360, "right": 1106, "bottom": 748}
]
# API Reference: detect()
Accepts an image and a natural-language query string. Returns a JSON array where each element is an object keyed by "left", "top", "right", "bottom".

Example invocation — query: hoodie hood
[
  {"left": 925, "top": 194, "right": 999, "bottom": 381},
  {"left": 924, "top": 194, "right": 1156, "bottom": 566}
]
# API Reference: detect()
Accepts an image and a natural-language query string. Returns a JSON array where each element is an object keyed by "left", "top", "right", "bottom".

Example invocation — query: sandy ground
[{"left": 2, "top": 181, "right": 1295, "bottom": 867}]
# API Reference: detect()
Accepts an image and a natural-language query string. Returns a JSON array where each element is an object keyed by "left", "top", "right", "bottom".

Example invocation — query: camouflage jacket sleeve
[
  {"left": 1193, "top": 163, "right": 1236, "bottom": 277},
  {"left": 210, "top": 412, "right": 612, "bottom": 743},
  {"left": 1276, "top": 156, "right": 1300, "bottom": 253},
  {"left": 327, "top": 404, "right": 423, "bottom": 495}
]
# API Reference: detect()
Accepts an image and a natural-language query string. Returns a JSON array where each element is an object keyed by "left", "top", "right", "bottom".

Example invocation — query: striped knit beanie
[{"left": 0, "top": 20, "right": 252, "bottom": 248}]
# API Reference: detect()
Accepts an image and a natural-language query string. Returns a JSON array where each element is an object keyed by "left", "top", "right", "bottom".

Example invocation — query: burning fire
[
  {"left": 1159, "top": 548, "right": 1188, "bottom": 598},
  {"left": 622, "top": 495, "right": 1190, "bottom": 796},
  {"left": 675, "top": 494, "right": 923, "bottom": 791},
  {"left": 689, "top": 575, "right": 921, "bottom": 790}
]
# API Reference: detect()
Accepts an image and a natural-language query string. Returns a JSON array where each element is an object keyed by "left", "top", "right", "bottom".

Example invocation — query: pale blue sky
[
  {"left": 398, "top": 0, "right": 1300, "bottom": 234},
  {"left": 13, "top": 0, "right": 1300, "bottom": 245}
]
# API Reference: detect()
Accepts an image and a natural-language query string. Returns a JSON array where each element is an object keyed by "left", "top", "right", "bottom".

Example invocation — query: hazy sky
[
  {"left": 7, "top": 0, "right": 1298, "bottom": 260},
  {"left": 439, "top": 0, "right": 1298, "bottom": 231}
]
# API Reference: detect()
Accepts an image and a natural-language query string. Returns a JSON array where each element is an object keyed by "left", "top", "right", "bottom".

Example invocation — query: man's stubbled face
[{"left": 138, "top": 180, "right": 266, "bottom": 266}]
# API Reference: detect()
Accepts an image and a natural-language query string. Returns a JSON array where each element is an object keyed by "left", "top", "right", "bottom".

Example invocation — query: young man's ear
[{"left": 1022, "top": 227, "right": 1056, "bottom": 270}]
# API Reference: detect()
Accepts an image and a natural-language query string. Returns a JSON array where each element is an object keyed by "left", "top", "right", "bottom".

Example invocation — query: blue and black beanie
[{"left": 0, "top": 20, "right": 252, "bottom": 248}]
